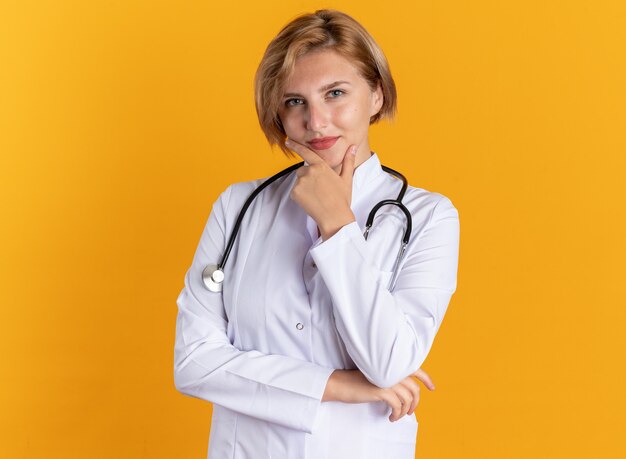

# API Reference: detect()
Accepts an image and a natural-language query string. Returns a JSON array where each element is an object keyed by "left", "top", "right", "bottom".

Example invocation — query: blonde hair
[{"left": 254, "top": 9, "right": 397, "bottom": 157}]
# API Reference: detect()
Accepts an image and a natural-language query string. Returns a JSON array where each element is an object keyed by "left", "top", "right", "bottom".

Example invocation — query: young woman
[{"left": 174, "top": 9, "right": 460, "bottom": 458}]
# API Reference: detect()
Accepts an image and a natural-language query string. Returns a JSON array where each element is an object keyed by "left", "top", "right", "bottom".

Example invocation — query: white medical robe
[{"left": 174, "top": 152, "right": 460, "bottom": 458}]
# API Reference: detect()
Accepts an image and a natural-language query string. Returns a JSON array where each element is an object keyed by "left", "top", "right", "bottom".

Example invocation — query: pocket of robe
[{"left": 367, "top": 410, "right": 418, "bottom": 444}]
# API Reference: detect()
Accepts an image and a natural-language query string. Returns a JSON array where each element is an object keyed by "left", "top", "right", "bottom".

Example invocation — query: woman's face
[{"left": 277, "top": 48, "right": 383, "bottom": 172}]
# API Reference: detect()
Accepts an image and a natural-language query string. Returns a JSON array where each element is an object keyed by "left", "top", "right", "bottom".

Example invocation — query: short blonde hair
[{"left": 254, "top": 9, "right": 397, "bottom": 157}]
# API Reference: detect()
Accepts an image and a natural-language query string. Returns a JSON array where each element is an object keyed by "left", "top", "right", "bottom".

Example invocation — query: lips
[{"left": 307, "top": 136, "right": 339, "bottom": 150}]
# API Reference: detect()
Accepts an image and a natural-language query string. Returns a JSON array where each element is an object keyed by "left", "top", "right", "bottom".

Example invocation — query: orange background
[{"left": 1, "top": 1, "right": 625, "bottom": 458}]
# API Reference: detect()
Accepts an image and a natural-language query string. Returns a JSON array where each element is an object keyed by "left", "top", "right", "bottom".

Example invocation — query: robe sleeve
[
  {"left": 309, "top": 195, "right": 460, "bottom": 388},
  {"left": 174, "top": 185, "right": 335, "bottom": 434}
]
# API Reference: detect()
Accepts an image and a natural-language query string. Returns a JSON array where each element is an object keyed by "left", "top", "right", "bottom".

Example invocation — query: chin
[
  {"left": 316, "top": 150, "right": 344, "bottom": 170},
  {"left": 316, "top": 143, "right": 348, "bottom": 164}
]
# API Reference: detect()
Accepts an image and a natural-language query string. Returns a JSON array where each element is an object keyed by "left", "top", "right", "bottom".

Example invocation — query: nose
[{"left": 304, "top": 101, "right": 328, "bottom": 131}]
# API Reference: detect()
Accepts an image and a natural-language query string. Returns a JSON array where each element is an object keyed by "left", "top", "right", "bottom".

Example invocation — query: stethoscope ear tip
[{"left": 202, "top": 264, "right": 224, "bottom": 293}]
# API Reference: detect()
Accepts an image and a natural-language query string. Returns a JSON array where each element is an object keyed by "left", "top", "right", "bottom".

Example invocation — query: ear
[{"left": 370, "top": 82, "right": 384, "bottom": 117}]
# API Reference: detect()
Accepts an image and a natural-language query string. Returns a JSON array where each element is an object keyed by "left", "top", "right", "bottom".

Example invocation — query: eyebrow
[{"left": 283, "top": 80, "right": 351, "bottom": 98}]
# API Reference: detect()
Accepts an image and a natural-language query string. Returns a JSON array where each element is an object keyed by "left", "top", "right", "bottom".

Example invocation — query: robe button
[{"left": 296, "top": 323, "right": 304, "bottom": 330}]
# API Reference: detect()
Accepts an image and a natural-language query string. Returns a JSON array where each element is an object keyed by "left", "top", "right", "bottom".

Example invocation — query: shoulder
[
  {"left": 405, "top": 189, "right": 459, "bottom": 260},
  {"left": 372, "top": 170, "right": 459, "bottom": 245},
  {"left": 382, "top": 172, "right": 458, "bottom": 225},
  {"left": 213, "top": 176, "right": 268, "bottom": 212},
  {"left": 217, "top": 164, "right": 304, "bottom": 211}
]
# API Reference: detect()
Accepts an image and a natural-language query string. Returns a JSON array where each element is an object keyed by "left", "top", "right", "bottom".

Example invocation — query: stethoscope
[{"left": 202, "top": 160, "right": 412, "bottom": 293}]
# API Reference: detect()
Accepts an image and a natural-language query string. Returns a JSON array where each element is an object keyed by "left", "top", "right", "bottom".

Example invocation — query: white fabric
[{"left": 174, "top": 152, "right": 460, "bottom": 458}]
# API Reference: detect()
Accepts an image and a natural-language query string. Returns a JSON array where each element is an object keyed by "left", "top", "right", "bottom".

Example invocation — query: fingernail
[
  {"left": 351, "top": 146, "right": 357, "bottom": 156},
  {"left": 285, "top": 140, "right": 291, "bottom": 147}
]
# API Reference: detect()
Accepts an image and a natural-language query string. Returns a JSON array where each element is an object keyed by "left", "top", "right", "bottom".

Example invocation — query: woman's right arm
[
  {"left": 174, "top": 185, "right": 335, "bottom": 434},
  {"left": 323, "top": 368, "right": 436, "bottom": 422},
  {"left": 174, "top": 185, "right": 423, "bottom": 430}
]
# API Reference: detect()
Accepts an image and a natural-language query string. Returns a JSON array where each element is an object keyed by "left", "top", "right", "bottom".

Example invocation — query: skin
[
  {"left": 278, "top": 48, "right": 436, "bottom": 422},
  {"left": 323, "top": 369, "right": 436, "bottom": 422},
  {"left": 278, "top": 48, "right": 383, "bottom": 240}
]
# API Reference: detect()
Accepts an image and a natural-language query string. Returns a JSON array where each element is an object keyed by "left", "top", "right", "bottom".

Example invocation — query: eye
[
  {"left": 327, "top": 89, "right": 345, "bottom": 98},
  {"left": 285, "top": 98, "right": 304, "bottom": 107}
]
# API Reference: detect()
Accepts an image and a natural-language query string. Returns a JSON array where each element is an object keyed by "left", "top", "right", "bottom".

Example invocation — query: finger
[
  {"left": 284, "top": 138, "right": 323, "bottom": 165},
  {"left": 400, "top": 377, "right": 421, "bottom": 415},
  {"left": 412, "top": 368, "right": 436, "bottom": 391},
  {"left": 339, "top": 145, "right": 357, "bottom": 182},
  {"left": 380, "top": 391, "right": 402, "bottom": 423},
  {"left": 392, "top": 384, "right": 413, "bottom": 419}
]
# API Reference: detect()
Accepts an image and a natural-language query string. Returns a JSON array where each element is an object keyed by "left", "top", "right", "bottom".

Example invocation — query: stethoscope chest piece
[{"left": 202, "top": 264, "right": 224, "bottom": 292}]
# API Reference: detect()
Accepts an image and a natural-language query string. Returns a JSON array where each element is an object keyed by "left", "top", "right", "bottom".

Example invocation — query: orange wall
[{"left": 1, "top": 1, "right": 625, "bottom": 457}]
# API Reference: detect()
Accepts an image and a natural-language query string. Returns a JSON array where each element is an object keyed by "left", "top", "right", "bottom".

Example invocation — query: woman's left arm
[
  {"left": 287, "top": 140, "right": 460, "bottom": 390},
  {"left": 310, "top": 195, "right": 460, "bottom": 389}
]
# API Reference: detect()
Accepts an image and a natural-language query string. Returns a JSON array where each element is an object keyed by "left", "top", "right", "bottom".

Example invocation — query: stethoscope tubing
[
  {"left": 206, "top": 161, "right": 412, "bottom": 293},
  {"left": 218, "top": 161, "right": 304, "bottom": 271}
]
